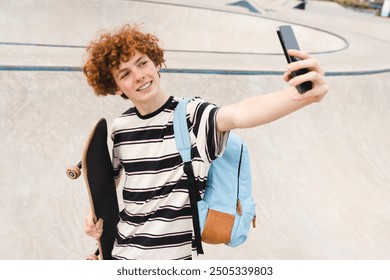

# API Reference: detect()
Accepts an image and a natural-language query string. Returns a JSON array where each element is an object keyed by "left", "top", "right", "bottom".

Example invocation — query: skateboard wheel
[
  {"left": 66, "top": 166, "right": 81, "bottom": 179},
  {"left": 86, "top": 254, "right": 99, "bottom": 260}
]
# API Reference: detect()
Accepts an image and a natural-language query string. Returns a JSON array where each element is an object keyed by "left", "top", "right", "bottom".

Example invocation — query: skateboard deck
[{"left": 67, "top": 118, "right": 119, "bottom": 260}]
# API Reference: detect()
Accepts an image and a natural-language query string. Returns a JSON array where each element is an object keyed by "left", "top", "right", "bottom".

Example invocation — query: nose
[{"left": 134, "top": 69, "right": 145, "bottom": 82}]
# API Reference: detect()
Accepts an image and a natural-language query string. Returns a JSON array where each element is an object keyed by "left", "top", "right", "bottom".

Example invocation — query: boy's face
[{"left": 112, "top": 50, "right": 162, "bottom": 111}]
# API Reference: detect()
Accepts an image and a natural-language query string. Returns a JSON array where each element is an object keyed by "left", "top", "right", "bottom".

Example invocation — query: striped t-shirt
[{"left": 110, "top": 96, "right": 228, "bottom": 260}]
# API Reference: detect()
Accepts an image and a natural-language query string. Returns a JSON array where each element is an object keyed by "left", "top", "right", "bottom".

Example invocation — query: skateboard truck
[
  {"left": 67, "top": 162, "right": 104, "bottom": 260},
  {"left": 86, "top": 249, "right": 100, "bottom": 260},
  {"left": 66, "top": 161, "right": 82, "bottom": 179}
]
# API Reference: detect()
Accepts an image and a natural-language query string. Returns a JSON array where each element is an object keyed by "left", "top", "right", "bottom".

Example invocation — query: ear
[
  {"left": 115, "top": 88, "right": 123, "bottom": 96},
  {"left": 157, "top": 66, "right": 161, "bottom": 78}
]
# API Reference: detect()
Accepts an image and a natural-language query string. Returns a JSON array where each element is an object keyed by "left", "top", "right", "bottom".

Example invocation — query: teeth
[{"left": 138, "top": 81, "right": 152, "bottom": 91}]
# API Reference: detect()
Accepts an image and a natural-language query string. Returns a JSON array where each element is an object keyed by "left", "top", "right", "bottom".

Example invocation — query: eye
[
  {"left": 139, "top": 60, "right": 148, "bottom": 67},
  {"left": 120, "top": 71, "right": 130, "bottom": 79}
]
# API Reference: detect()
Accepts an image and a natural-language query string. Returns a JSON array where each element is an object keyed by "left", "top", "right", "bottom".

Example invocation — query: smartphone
[{"left": 276, "top": 25, "right": 312, "bottom": 94}]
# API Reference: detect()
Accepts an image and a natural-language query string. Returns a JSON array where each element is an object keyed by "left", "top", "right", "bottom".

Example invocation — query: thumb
[{"left": 95, "top": 218, "right": 104, "bottom": 230}]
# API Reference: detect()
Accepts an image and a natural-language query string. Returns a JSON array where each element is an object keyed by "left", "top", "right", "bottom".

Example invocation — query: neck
[{"left": 135, "top": 91, "right": 170, "bottom": 116}]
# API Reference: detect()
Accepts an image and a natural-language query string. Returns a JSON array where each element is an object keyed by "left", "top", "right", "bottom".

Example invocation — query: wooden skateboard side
[{"left": 67, "top": 118, "right": 119, "bottom": 260}]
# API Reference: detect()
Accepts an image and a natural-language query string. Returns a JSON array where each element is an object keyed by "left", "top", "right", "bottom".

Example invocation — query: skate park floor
[{"left": 1, "top": 0, "right": 390, "bottom": 260}]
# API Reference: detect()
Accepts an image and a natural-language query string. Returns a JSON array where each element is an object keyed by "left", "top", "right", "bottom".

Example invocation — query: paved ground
[{"left": 1, "top": 0, "right": 390, "bottom": 259}]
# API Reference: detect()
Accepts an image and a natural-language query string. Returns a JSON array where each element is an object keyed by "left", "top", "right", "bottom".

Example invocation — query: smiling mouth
[{"left": 137, "top": 81, "right": 152, "bottom": 91}]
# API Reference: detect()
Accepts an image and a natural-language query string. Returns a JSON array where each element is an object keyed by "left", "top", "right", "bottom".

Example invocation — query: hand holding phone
[{"left": 277, "top": 25, "right": 312, "bottom": 94}]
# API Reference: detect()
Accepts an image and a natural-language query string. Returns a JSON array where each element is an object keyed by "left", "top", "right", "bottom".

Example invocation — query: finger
[
  {"left": 84, "top": 224, "right": 103, "bottom": 239},
  {"left": 95, "top": 218, "right": 104, "bottom": 230},
  {"left": 288, "top": 58, "right": 324, "bottom": 77},
  {"left": 84, "top": 214, "right": 101, "bottom": 237},
  {"left": 85, "top": 214, "right": 95, "bottom": 226},
  {"left": 288, "top": 70, "right": 315, "bottom": 87},
  {"left": 84, "top": 225, "right": 95, "bottom": 235},
  {"left": 287, "top": 49, "right": 310, "bottom": 60},
  {"left": 92, "top": 232, "right": 102, "bottom": 240},
  {"left": 283, "top": 71, "right": 292, "bottom": 82},
  {"left": 287, "top": 58, "right": 317, "bottom": 73},
  {"left": 84, "top": 221, "right": 96, "bottom": 233}
]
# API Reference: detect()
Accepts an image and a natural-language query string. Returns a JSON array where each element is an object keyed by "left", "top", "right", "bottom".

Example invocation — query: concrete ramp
[{"left": 1, "top": 0, "right": 390, "bottom": 259}]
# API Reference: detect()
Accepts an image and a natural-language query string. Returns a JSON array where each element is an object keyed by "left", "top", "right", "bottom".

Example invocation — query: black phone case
[{"left": 277, "top": 25, "right": 312, "bottom": 94}]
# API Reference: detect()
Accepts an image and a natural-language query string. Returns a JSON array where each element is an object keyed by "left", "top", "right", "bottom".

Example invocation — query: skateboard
[{"left": 66, "top": 118, "right": 119, "bottom": 260}]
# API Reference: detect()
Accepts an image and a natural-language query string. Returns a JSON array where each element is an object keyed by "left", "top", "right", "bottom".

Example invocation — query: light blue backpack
[{"left": 174, "top": 98, "right": 256, "bottom": 254}]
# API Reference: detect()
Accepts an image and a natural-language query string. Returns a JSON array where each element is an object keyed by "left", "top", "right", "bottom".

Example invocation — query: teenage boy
[{"left": 83, "top": 24, "right": 328, "bottom": 260}]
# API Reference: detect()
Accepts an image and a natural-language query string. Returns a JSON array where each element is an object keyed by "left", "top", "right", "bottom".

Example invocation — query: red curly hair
[{"left": 83, "top": 24, "right": 165, "bottom": 96}]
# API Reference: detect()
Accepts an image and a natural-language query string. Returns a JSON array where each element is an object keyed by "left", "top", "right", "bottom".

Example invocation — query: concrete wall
[{"left": 1, "top": 0, "right": 390, "bottom": 259}]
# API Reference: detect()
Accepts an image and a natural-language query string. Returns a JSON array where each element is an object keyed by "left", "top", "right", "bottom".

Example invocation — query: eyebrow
[{"left": 115, "top": 55, "right": 148, "bottom": 78}]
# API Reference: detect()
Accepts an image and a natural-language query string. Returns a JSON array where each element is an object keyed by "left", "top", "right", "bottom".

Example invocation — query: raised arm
[{"left": 216, "top": 50, "right": 328, "bottom": 132}]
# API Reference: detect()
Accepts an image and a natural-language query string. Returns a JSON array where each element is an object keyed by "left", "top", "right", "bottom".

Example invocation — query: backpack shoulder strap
[
  {"left": 173, "top": 97, "right": 204, "bottom": 255},
  {"left": 174, "top": 98, "right": 191, "bottom": 162}
]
